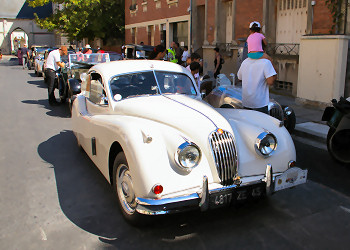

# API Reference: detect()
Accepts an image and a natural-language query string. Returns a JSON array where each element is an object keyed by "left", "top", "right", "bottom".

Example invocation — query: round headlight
[
  {"left": 176, "top": 142, "right": 201, "bottom": 171},
  {"left": 255, "top": 132, "right": 277, "bottom": 157}
]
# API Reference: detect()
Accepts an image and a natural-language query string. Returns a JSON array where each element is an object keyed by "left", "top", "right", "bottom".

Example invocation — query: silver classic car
[
  {"left": 202, "top": 76, "right": 296, "bottom": 133},
  {"left": 71, "top": 60, "right": 307, "bottom": 225}
]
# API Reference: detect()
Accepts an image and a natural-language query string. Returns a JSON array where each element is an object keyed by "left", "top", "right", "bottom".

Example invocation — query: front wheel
[
  {"left": 113, "top": 152, "right": 149, "bottom": 225},
  {"left": 282, "top": 106, "right": 296, "bottom": 133}
]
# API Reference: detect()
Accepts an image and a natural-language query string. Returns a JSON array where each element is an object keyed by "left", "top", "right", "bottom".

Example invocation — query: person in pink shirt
[{"left": 247, "top": 21, "right": 270, "bottom": 60}]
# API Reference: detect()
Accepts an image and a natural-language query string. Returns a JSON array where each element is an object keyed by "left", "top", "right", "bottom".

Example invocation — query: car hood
[{"left": 111, "top": 94, "right": 233, "bottom": 136}]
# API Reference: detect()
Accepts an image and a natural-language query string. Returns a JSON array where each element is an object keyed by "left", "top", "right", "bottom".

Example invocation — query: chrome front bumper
[
  {"left": 135, "top": 165, "right": 277, "bottom": 215},
  {"left": 135, "top": 165, "right": 307, "bottom": 215}
]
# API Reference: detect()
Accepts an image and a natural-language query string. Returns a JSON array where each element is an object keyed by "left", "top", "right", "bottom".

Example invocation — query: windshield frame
[{"left": 108, "top": 70, "right": 197, "bottom": 102}]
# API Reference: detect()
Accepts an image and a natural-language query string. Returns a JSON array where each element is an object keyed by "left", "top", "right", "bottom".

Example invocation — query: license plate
[
  {"left": 209, "top": 190, "right": 233, "bottom": 208},
  {"left": 274, "top": 167, "right": 308, "bottom": 191}
]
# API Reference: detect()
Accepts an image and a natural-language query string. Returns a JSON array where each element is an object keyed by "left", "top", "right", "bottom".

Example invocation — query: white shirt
[
  {"left": 237, "top": 58, "right": 276, "bottom": 108},
  {"left": 45, "top": 49, "right": 61, "bottom": 71},
  {"left": 181, "top": 50, "right": 189, "bottom": 62}
]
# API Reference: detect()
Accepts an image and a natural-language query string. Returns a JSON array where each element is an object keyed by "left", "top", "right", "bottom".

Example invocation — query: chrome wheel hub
[{"left": 117, "top": 164, "right": 136, "bottom": 215}]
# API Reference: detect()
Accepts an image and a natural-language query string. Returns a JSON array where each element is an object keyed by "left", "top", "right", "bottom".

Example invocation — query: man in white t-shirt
[
  {"left": 44, "top": 46, "right": 68, "bottom": 105},
  {"left": 237, "top": 58, "right": 276, "bottom": 114}
]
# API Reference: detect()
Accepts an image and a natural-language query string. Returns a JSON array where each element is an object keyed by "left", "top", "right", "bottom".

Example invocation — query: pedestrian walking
[
  {"left": 44, "top": 46, "right": 68, "bottom": 106},
  {"left": 21, "top": 44, "right": 29, "bottom": 69},
  {"left": 237, "top": 54, "right": 277, "bottom": 114},
  {"left": 213, "top": 47, "right": 223, "bottom": 78}
]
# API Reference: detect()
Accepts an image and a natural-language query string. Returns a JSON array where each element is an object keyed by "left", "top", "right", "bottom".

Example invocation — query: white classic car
[{"left": 72, "top": 60, "right": 307, "bottom": 224}]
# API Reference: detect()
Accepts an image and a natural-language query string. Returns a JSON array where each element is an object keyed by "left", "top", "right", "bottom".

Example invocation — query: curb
[{"left": 293, "top": 122, "right": 328, "bottom": 143}]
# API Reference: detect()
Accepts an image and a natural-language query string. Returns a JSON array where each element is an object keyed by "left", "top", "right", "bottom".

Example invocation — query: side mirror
[{"left": 201, "top": 92, "right": 206, "bottom": 99}]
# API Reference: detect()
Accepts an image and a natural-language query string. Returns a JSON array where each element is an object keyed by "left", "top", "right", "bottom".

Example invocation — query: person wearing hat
[
  {"left": 44, "top": 46, "right": 68, "bottom": 106},
  {"left": 83, "top": 44, "right": 92, "bottom": 54},
  {"left": 247, "top": 21, "right": 269, "bottom": 60}
]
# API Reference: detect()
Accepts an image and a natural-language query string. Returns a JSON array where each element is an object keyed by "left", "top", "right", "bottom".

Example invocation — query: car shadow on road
[
  {"left": 22, "top": 99, "right": 71, "bottom": 118},
  {"left": 27, "top": 79, "right": 47, "bottom": 89},
  {"left": 35, "top": 130, "right": 341, "bottom": 249}
]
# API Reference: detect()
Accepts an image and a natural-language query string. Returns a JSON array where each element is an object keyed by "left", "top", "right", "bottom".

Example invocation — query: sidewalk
[
  {"left": 270, "top": 91, "right": 329, "bottom": 143},
  {"left": 0, "top": 55, "right": 19, "bottom": 65}
]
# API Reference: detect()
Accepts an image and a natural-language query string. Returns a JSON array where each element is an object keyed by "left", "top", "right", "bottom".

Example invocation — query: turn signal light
[
  {"left": 217, "top": 128, "right": 224, "bottom": 134},
  {"left": 152, "top": 184, "right": 163, "bottom": 195},
  {"left": 288, "top": 160, "right": 296, "bottom": 168}
]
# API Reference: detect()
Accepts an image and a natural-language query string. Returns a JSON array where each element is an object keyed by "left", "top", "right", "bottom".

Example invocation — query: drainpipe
[
  {"left": 311, "top": 1, "right": 316, "bottom": 34},
  {"left": 190, "top": 0, "right": 193, "bottom": 52}
]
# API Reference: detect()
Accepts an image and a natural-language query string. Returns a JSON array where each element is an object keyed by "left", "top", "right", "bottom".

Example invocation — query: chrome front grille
[
  {"left": 209, "top": 130, "right": 238, "bottom": 186},
  {"left": 269, "top": 106, "right": 284, "bottom": 121}
]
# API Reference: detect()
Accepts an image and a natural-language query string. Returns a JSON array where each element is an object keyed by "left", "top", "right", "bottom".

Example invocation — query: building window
[
  {"left": 303, "top": 0, "right": 306, "bottom": 7},
  {"left": 167, "top": 0, "right": 178, "bottom": 6},
  {"left": 142, "top": 1, "right": 147, "bottom": 12},
  {"left": 287, "top": 0, "right": 290, "bottom": 9},
  {"left": 130, "top": 0, "right": 137, "bottom": 10},
  {"left": 154, "top": 0, "right": 161, "bottom": 9},
  {"left": 291, "top": 0, "right": 294, "bottom": 9},
  {"left": 283, "top": 0, "right": 286, "bottom": 10},
  {"left": 279, "top": 0, "right": 282, "bottom": 10}
]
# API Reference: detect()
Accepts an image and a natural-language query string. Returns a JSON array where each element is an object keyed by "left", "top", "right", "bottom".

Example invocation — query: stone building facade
[
  {"left": 125, "top": 0, "right": 350, "bottom": 100},
  {"left": 0, "top": 0, "right": 55, "bottom": 54}
]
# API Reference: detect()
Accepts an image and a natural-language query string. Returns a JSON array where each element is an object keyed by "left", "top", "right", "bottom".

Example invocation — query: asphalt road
[{"left": 1, "top": 59, "right": 350, "bottom": 250}]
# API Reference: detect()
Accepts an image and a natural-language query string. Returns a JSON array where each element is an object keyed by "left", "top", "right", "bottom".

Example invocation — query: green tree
[{"left": 27, "top": 0, "right": 124, "bottom": 43}]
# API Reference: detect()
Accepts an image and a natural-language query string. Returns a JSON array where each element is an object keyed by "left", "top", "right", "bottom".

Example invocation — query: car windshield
[
  {"left": 109, "top": 53, "right": 123, "bottom": 61},
  {"left": 69, "top": 53, "right": 110, "bottom": 68},
  {"left": 109, "top": 71, "right": 197, "bottom": 101}
]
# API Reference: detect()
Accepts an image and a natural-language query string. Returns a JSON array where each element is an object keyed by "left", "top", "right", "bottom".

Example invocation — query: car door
[{"left": 83, "top": 72, "right": 111, "bottom": 174}]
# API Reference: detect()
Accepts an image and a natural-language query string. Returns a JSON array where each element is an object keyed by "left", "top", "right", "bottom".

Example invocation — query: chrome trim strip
[{"left": 136, "top": 193, "right": 199, "bottom": 206}]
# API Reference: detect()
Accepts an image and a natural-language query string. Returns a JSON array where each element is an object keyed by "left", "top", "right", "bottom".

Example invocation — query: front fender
[
  {"left": 68, "top": 78, "right": 81, "bottom": 95},
  {"left": 95, "top": 116, "right": 218, "bottom": 199},
  {"left": 217, "top": 108, "right": 296, "bottom": 176}
]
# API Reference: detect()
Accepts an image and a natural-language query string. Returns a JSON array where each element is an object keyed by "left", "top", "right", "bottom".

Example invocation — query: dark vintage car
[
  {"left": 59, "top": 53, "right": 122, "bottom": 109},
  {"left": 123, "top": 44, "right": 154, "bottom": 59}
]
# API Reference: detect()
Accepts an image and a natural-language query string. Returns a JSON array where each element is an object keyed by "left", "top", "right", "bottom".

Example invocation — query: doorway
[{"left": 11, "top": 28, "right": 28, "bottom": 53}]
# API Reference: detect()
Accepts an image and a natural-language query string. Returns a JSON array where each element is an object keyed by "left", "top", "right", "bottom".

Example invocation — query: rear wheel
[
  {"left": 327, "top": 127, "right": 350, "bottom": 164},
  {"left": 112, "top": 152, "right": 149, "bottom": 225}
]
